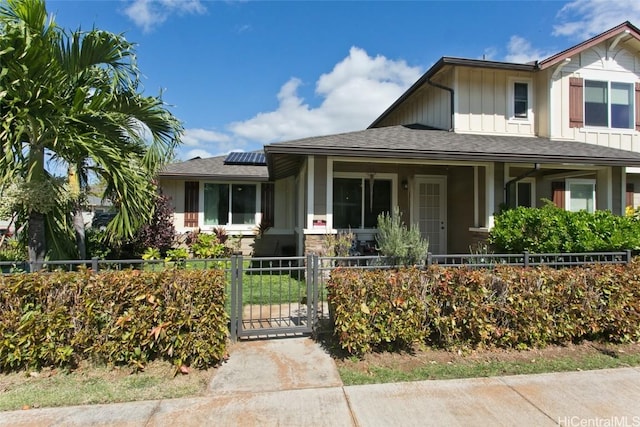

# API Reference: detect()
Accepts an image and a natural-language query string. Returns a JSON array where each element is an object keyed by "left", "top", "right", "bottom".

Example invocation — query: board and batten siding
[
  {"left": 455, "top": 67, "right": 535, "bottom": 136},
  {"left": 376, "top": 69, "right": 453, "bottom": 130},
  {"left": 551, "top": 43, "right": 640, "bottom": 152}
]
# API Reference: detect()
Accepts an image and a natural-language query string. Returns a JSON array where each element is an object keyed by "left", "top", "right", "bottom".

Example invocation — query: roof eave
[{"left": 265, "top": 145, "right": 640, "bottom": 167}]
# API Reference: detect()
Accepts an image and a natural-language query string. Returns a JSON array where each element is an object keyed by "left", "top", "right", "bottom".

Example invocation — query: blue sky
[{"left": 46, "top": 0, "right": 640, "bottom": 160}]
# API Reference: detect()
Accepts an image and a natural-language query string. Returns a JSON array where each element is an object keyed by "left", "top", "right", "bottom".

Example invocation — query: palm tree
[{"left": 0, "top": 0, "right": 183, "bottom": 268}]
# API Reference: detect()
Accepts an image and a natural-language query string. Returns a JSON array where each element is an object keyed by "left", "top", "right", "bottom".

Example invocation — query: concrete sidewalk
[{"left": 1, "top": 338, "right": 640, "bottom": 426}]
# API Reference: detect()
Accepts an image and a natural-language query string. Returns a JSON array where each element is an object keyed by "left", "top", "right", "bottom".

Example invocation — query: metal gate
[{"left": 229, "top": 255, "right": 322, "bottom": 340}]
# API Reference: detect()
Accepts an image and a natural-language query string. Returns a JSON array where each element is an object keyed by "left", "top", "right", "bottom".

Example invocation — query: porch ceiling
[{"left": 264, "top": 124, "right": 640, "bottom": 179}]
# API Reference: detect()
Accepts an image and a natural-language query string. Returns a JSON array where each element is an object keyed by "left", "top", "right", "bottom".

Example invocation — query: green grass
[
  {"left": 337, "top": 350, "right": 640, "bottom": 386},
  {"left": 0, "top": 361, "right": 214, "bottom": 412}
]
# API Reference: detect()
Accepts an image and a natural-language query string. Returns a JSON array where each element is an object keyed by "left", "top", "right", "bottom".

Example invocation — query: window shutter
[
  {"left": 627, "top": 183, "right": 635, "bottom": 209},
  {"left": 184, "top": 181, "right": 199, "bottom": 227},
  {"left": 569, "top": 77, "right": 584, "bottom": 128},
  {"left": 635, "top": 83, "right": 640, "bottom": 131},
  {"left": 552, "top": 181, "right": 566, "bottom": 209},
  {"left": 261, "top": 182, "right": 275, "bottom": 227}
]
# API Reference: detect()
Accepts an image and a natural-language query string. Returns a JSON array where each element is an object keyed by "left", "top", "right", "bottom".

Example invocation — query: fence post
[
  {"left": 426, "top": 252, "right": 433, "bottom": 267},
  {"left": 229, "top": 255, "right": 238, "bottom": 342},
  {"left": 92, "top": 257, "right": 99, "bottom": 272},
  {"left": 308, "top": 254, "right": 318, "bottom": 329},
  {"left": 626, "top": 249, "right": 632, "bottom": 264},
  {"left": 523, "top": 250, "right": 529, "bottom": 267}
]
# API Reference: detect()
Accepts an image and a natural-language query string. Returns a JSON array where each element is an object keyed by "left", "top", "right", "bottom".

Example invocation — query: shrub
[
  {"left": 190, "top": 233, "right": 226, "bottom": 258},
  {"left": 490, "top": 202, "right": 640, "bottom": 253},
  {"left": 328, "top": 268, "right": 427, "bottom": 355},
  {"left": 328, "top": 263, "right": 640, "bottom": 355},
  {"left": 376, "top": 207, "right": 428, "bottom": 265},
  {"left": 0, "top": 269, "right": 228, "bottom": 372}
]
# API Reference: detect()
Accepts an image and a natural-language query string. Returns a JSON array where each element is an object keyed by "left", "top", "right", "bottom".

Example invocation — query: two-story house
[{"left": 159, "top": 21, "right": 640, "bottom": 255}]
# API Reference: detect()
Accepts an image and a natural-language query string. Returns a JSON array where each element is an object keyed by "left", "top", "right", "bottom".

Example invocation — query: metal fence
[
  {"left": 1, "top": 251, "right": 634, "bottom": 341},
  {"left": 0, "top": 250, "right": 632, "bottom": 274}
]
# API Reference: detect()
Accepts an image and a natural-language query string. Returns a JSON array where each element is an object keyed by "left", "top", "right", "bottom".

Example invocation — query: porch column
[
  {"left": 326, "top": 158, "right": 333, "bottom": 230},
  {"left": 306, "top": 156, "right": 315, "bottom": 229},
  {"left": 485, "top": 163, "right": 495, "bottom": 228},
  {"left": 596, "top": 167, "right": 612, "bottom": 212}
]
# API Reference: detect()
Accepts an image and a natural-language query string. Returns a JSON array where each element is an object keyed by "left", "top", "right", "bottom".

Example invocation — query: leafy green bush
[
  {"left": 328, "top": 263, "right": 640, "bottom": 355},
  {"left": 0, "top": 238, "right": 27, "bottom": 261},
  {"left": 376, "top": 207, "right": 429, "bottom": 265},
  {"left": 490, "top": 202, "right": 640, "bottom": 253},
  {"left": 190, "top": 233, "right": 226, "bottom": 258},
  {"left": 0, "top": 269, "right": 228, "bottom": 372}
]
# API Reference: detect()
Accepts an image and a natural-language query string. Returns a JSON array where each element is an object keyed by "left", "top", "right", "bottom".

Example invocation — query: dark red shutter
[
  {"left": 261, "top": 182, "right": 275, "bottom": 227},
  {"left": 552, "top": 181, "right": 566, "bottom": 209},
  {"left": 184, "top": 181, "right": 199, "bottom": 227},
  {"left": 627, "top": 183, "right": 635, "bottom": 209},
  {"left": 569, "top": 77, "right": 584, "bottom": 128}
]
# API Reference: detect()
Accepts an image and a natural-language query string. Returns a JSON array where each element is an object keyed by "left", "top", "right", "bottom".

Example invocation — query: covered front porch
[{"left": 296, "top": 156, "right": 629, "bottom": 255}]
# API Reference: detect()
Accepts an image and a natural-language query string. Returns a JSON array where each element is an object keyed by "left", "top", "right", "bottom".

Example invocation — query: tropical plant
[{"left": 0, "top": 0, "right": 183, "bottom": 268}]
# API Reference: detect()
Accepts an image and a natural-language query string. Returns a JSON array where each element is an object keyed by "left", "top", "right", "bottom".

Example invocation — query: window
[
  {"left": 584, "top": 80, "right": 633, "bottom": 129},
  {"left": 333, "top": 177, "right": 392, "bottom": 229},
  {"left": 506, "top": 179, "right": 534, "bottom": 208},
  {"left": 508, "top": 79, "right": 531, "bottom": 121},
  {"left": 566, "top": 179, "right": 595, "bottom": 213},
  {"left": 513, "top": 82, "right": 528, "bottom": 119},
  {"left": 204, "top": 183, "right": 256, "bottom": 226}
]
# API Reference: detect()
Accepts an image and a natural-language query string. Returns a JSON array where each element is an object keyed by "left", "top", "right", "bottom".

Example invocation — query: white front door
[{"left": 413, "top": 176, "right": 447, "bottom": 254}]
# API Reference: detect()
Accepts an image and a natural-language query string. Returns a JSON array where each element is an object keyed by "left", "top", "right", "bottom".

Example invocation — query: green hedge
[
  {"left": 0, "top": 269, "right": 228, "bottom": 372},
  {"left": 328, "top": 263, "right": 640, "bottom": 355},
  {"left": 489, "top": 203, "right": 640, "bottom": 253}
]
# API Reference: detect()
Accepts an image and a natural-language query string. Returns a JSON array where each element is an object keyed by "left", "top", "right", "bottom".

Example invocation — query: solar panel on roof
[{"left": 224, "top": 151, "right": 266, "bottom": 165}]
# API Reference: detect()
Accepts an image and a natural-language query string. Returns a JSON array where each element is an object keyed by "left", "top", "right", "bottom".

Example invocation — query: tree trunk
[
  {"left": 28, "top": 211, "right": 46, "bottom": 271},
  {"left": 74, "top": 205, "right": 86, "bottom": 260},
  {"left": 27, "top": 144, "right": 47, "bottom": 271}
]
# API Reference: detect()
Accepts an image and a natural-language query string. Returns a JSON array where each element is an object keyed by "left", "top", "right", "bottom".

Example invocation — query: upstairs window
[
  {"left": 508, "top": 79, "right": 532, "bottom": 121},
  {"left": 584, "top": 80, "right": 634, "bottom": 129},
  {"left": 513, "top": 82, "right": 529, "bottom": 119}
]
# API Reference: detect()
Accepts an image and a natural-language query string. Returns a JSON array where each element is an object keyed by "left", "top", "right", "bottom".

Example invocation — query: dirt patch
[{"left": 333, "top": 341, "right": 640, "bottom": 375}]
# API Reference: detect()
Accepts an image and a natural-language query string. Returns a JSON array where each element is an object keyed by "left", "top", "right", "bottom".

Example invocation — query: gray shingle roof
[
  {"left": 265, "top": 125, "right": 640, "bottom": 179},
  {"left": 159, "top": 154, "right": 268, "bottom": 181}
]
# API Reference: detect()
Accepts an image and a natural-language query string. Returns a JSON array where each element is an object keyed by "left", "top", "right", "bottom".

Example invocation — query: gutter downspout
[
  {"left": 426, "top": 78, "right": 454, "bottom": 132},
  {"left": 504, "top": 163, "right": 540, "bottom": 208}
]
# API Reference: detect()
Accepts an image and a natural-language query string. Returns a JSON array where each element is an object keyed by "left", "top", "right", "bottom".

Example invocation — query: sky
[{"left": 45, "top": 0, "right": 640, "bottom": 161}]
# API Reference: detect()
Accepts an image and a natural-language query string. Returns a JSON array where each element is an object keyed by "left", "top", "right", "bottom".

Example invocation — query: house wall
[
  {"left": 375, "top": 68, "right": 453, "bottom": 130},
  {"left": 535, "top": 71, "right": 550, "bottom": 138},
  {"left": 455, "top": 68, "right": 535, "bottom": 136},
  {"left": 447, "top": 166, "right": 475, "bottom": 253},
  {"left": 551, "top": 44, "right": 640, "bottom": 151},
  {"left": 159, "top": 179, "right": 188, "bottom": 233}
]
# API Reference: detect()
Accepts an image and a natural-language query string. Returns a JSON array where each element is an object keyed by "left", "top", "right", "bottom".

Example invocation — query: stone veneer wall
[
  {"left": 469, "top": 230, "right": 491, "bottom": 251},
  {"left": 304, "top": 234, "right": 326, "bottom": 255}
]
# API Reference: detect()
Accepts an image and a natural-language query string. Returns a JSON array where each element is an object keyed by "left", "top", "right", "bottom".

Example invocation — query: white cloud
[
  {"left": 182, "top": 128, "right": 232, "bottom": 147},
  {"left": 553, "top": 0, "right": 640, "bottom": 39},
  {"left": 176, "top": 128, "right": 246, "bottom": 160},
  {"left": 504, "top": 35, "right": 554, "bottom": 63},
  {"left": 227, "top": 47, "right": 422, "bottom": 144},
  {"left": 123, "top": 0, "right": 207, "bottom": 33}
]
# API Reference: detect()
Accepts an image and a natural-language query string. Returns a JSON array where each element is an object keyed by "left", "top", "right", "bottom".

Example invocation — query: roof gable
[{"left": 539, "top": 21, "right": 640, "bottom": 70}]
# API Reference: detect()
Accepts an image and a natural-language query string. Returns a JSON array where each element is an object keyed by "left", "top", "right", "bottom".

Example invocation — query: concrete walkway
[{"left": 2, "top": 337, "right": 640, "bottom": 426}]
